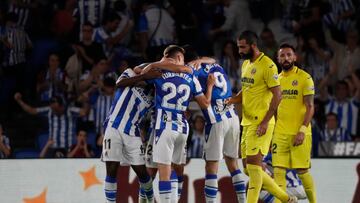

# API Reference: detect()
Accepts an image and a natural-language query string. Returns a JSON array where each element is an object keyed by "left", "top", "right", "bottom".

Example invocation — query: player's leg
[
  {"left": 123, "top": 134, "right": 154, "bottom": 203},
  {"left": 272, "top": 133, "right": 291, "bottom": 203},
  {"left": 153, "top": 129, "right": 177, "bottom": 203},
  {"left": 172, "top": 129, "right": 189, "bottom": 201},
  {"left": 101, "top": 127, "right": 122, "bottom": 203},
  {"left": 145, "top": 130, "right": 158, "bottom": 179},
  {"left": 224, "top": 117, "right": 246, "bottom": 202},
  {"left": 245, "top": 125, "right": 291, "bottom": 203},
  {"left": 203, "top": 122, "right": 223, "bottom": 203},
  {"left": 240, "top": 126, "right": 248, "bottom": 175},
  {"left": 291, "top": 134, "right": 316, "bottom": 203}
]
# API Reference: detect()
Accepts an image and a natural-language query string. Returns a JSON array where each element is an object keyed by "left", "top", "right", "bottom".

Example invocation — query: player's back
[
  {"left": 104, "top": 69, "right": 153, "bottom": 137},
  {"left": 195, "top": 63, "right": 237, "bottom": 124},
  {"left": 150, "top": 70, "right": 202, "bottom": 131}
]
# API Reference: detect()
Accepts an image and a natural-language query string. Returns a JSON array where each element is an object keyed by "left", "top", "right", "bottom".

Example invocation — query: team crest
[
  {"left": 251, "top": 68, "right": 256, "bottom": 75},
  {"left": 292, "top": 80, "right": 298, "bottom": 86}
]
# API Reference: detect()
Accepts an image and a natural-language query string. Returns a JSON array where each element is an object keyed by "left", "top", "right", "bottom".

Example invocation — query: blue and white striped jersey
[
  {"left": 73, "top": 0, "right": 109, "bottom": 27},
  {"left": 104, "top": 69, "right": 153, "bottom": 137},
  {"left": 194, "top": 63, "right": 237, "bottom": 124},
  {"left": 148, "top": 71, "right": 203, "bottom": 135},
  {"left": 36, "top": 106, "right": 80, "bottom": 148},
  {"left": 88, "top": 90, "right": 113, "bottom": 134}
]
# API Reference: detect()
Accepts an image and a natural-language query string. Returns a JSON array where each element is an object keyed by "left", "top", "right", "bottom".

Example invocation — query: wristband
[{"left": 299, "top": 125, "right": 307, "bottom": 134}]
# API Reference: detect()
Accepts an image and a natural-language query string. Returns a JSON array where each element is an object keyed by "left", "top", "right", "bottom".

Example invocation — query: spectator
[
  {"left": 79, "top": 58, "right": 110, "bottom": 93},
  {"left": 112, "top": 0, "right": 133, "bottom": 46},
  {"left": 93, "top": 12, "right": 129, "bottom": 57},
  {"left": 0, "top": 124, "right": 11, "bottom": 158},
  {"left": 325, "top": 29, "right": 360, "bottom": 81},
  {"left": 73, "top": 0, "right": 110, "bottom": 34},
  {"left": 320, "top": 112, "right": 351, "bottom": 142},
  {"left": 14, "top": 93, "right": 89, "bottom": 152},
  {"left": 51, "top": 0, "right": 76, "bottom": 39},
  {"left": 67, "top": 130, "right": 94, "bottom": 158},
  {"left": 39, "top": 138, "right": 68, "bottom": 158},
  {"left": 73, "top": 22, "right": 106, "bottom": 72},
  {"left": 7, "top": 0, "right": 36, "bottom": 29},
  {"left": 259, "top": 27, "right": 278, "bottom": 61},
  {"left": 36, "top": 53, "right": 66, "bottom": 103},
  {"left": 136, "top": 0, "right": 175, "bottom": 60},
  {"left": 187, "top": 115, "right": 205, "bottom": 158},
  {"left": 323, "top": 0, "right": 355, "bottom": 43},
  {"left": 319, "top": 64, "right": 360, "bottom": 138},
  {"left": 217, "top": 40, "right": 241, "bottom": 93}
]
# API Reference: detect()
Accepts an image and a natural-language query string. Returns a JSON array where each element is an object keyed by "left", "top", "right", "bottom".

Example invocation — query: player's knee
[
  {"left": 205, "top": 161, "right": 219, "bottom": 174},
  {"left": 224, "top": 156, "right": 238, "bottom": 172},
  {"left": 106, "top": 162, "right": 119, "bottom": 177}
]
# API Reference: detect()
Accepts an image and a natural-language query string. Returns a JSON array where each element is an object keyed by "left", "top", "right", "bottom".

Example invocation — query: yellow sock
[
  {"left": 273, "top": 167, "right": 287, "bottom": 203},
  {"left": 246, "top": 164, "right": 263, "bottom": 203},
  {"left": 262, "top": 169, "right": 289, "bottom": 202},
  {"left": 299, "top": 172, "right": 317, "bottom": 203}
]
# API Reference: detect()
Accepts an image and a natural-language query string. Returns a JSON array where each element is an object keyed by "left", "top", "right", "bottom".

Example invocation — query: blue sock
[
  {"left": 231, "top": 169, "right": 246, "bottom": 202},
  {"left": 104, "top": 176, "right": 116, "bottom": 203},
  {"left": 159, "top": 181, "right": 172, "bottom": 203},
  {"left": 170, "top": 170, "right": 178, "bottom": 202},
  {"left": 139, "top": 175, "right": 154, "bottom": 201},
  {"left": 178, "top": 175, "right": 184, "bottom": 200},
  {"left": 204, "top": 174, "right": 218, "bottom": 203}
]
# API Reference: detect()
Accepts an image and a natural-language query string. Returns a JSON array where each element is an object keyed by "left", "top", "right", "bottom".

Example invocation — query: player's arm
[
  {"left": 293, "top": 94, "right": 315, "bottom": 146},
  {"left": 257, "top": 86, "right": 282, "bottom": 136},
  {"left": 14, "top": 92, "right": 37, "bottom": 115},
  {"left": 194, "top": 74, "right": 216, "bottom": 109},
  {"left": 188, "top": 57, "right": 216, "bottom": 69},
  {"left": 116, "top": 68, "right": 161, "bottom": 88},
  {"left": 142, "top": 60, "right": 193, "bottom": 74},
  {"left": 226, "top": 89, "right": 242, "bottom": 104}
]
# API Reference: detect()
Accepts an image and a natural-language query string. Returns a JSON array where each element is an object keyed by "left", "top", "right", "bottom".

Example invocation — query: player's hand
[
  {"left": 256, "top": 121, "right": 268, "bottom": 136},
  {"left": 293, "top": 132, "right": 305, "bottom": 146},
  {"left": 207, "top": 74, "right": 216, "bottom": 87},
  {"left": 47, "top": 138, "right": 55, "bottom": 146},
  {"left": 188, "top": 59, "right": 202, "bottom": 70},
  {"left": 14, "top": 92, "right": 22, "bottom": 102},
  {"left": 160, "top": 57, "right": 176, "bottom": 64},
  {"left": 224, "top": 97, "right": 235, "bottom": 105},
  {"left": 143, "top": 68, "right": 162, "bottom": 79}
]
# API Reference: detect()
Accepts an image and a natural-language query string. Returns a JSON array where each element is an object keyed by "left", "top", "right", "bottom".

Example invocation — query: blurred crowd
[{"left": 0, "top": 0, "right": 360, "bottom": 158}]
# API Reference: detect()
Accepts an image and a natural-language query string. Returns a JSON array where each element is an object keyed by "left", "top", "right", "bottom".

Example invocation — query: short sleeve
[
  {"left": 116, "top": 68, "right": 136, "bottom": 83},
  {"left": 36, "top": 107, "right": 51, "bottom": 116},
  {"left": 192, "top": 77, "right": 204, "bottom": 97},
  {"left": 303, "top": 75, "right": 315, "bottom": 96},
  {"left": 264, "top": 62, "right": 280, "bottom": 88}
]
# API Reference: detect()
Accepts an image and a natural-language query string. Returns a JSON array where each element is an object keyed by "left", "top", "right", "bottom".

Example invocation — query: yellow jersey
[
  {"left": 241, "top": 52, "right": 280, "bottom": 126},
  {"left": 274, "top": 66, "right": 315, "bottom": 135}
]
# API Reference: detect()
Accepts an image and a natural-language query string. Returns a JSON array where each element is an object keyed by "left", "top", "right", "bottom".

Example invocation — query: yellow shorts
[
  {"left": 272, "top": 133, "right": 312, "bottom": 169},
  {"left": 240, "top": 124, "right": 274, "bottom": 158}
]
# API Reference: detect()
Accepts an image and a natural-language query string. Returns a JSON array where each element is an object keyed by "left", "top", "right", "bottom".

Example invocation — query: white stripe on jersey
[
  {"left": 108, "top": 88, "right": 130, "bottom": 122},
  {"left": 156, "top": 109, "right": 162, "bottom": 130}
]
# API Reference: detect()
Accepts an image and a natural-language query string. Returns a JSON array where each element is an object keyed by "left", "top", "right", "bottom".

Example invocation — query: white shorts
[
  {"left": 101, "top": 127, "right": 145, "bottom": 166},
  {"left": 203, "top": 116, "right": 240, "bottom": 161},
  {"left": 153, "top": 128, "right": 188, "bottom": 165},
  {"left": 145, "top": 129, "right": 157, "bottom": 168}
]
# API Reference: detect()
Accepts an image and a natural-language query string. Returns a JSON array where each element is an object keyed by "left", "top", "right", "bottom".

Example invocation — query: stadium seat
[{"left": 14, "top": 149, "right": 40, "bottom": 158}]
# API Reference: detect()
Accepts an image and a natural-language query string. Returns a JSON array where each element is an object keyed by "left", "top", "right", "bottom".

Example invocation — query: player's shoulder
[{"left": 296, "top": 67, "right": 313, "bottom": 80}]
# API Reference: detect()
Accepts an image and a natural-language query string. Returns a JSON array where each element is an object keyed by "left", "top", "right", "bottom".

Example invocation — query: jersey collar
[{"left": 281, "top": 66, "right": 298, "bottom": 76}]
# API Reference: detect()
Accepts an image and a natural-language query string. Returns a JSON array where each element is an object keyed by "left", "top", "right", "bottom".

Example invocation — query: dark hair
[
  {"left": 261, "top": 27, "right": 274, "bottom": 35},
  {"left": 163, "top": 45, "right": 185, "bottom": 58},
  {"left": 5, "top": 12, "right": 18, "bottom": 23},
  {"left": 279, "top": 43, "right": 296, "bottom": 53},
  {"left": 182, "top": 45, "right": 199, "bottom": 63},
  {"left": 50, "top": 96, "right": 65, "bottom": 106},
  {"left": 102, "top": 12, "right": 121, "bottom": 24},
  {"left": 82, "top": 21, "right": 94, "bottom": 28},
  {"left": 326, "top": 112, "right": 338, "bottom": 120},
  {"left": 114, "top": 0, "right": 127, "bottom": 11},
  {"left": 103, "top": 77, "right": 116, "bottom": 87},
  {"left": 336, "top": 80, "right": 349, "bottom": 89},
  {"left": 238, "top": 30, "right": 258, "bottom": 45}
]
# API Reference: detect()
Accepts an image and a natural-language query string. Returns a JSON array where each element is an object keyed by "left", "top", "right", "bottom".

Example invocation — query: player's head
[
  {"left": 237, "top": 30, "right": 258, "bottom": 60},
  {"left": 326, "top": 112, "right": 338, "bottom": 130},
  {"left": 277, "top": 43, "right": 296, "bottom": 71},
  {"left": 335, "top": 80, "right": 349, "bottom": 100},
  {"left": 163, "top": 45, "right": 185, "bottom": 65},
  {"left": 182, "top": 45, "right": 199, "bottom": 63}
]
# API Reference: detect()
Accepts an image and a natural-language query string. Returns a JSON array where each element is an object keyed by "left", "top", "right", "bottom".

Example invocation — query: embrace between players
[{"left": 101, "top": 30, "right": 316, "bottom": 203}]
